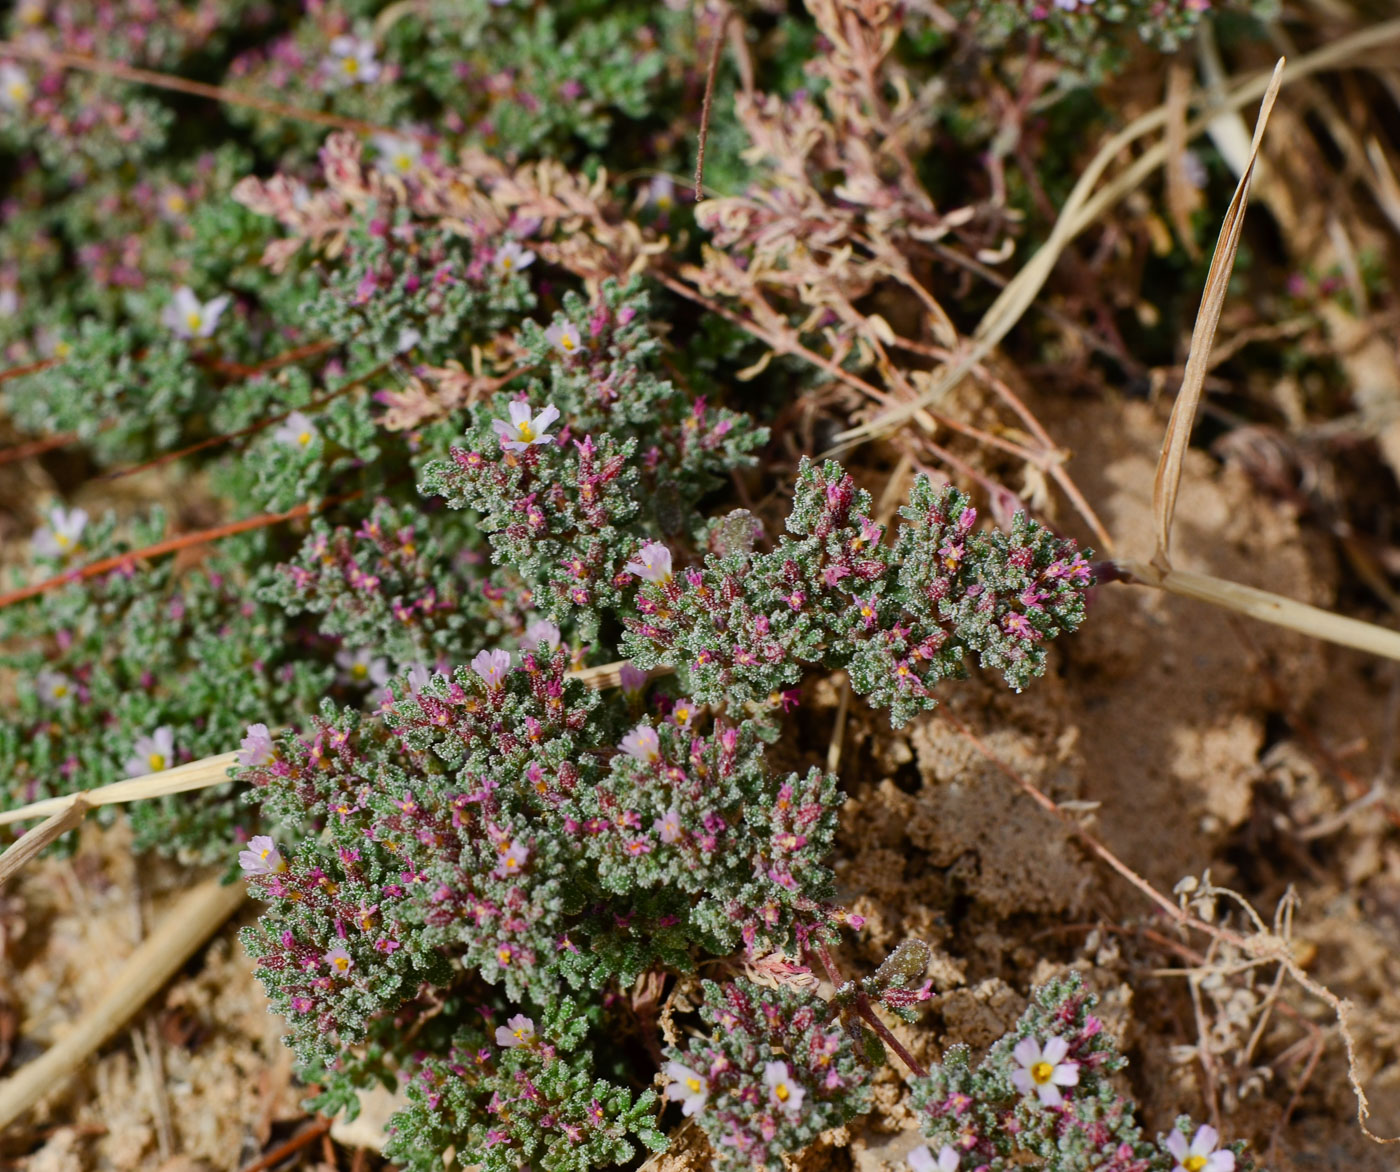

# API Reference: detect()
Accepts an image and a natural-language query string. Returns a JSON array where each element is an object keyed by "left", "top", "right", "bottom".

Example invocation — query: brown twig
[
  {"left": 0, "top": 493, "right": 360, "bottom": 611},
  {"left": 238, "top": 1117, "right": 334, "bottom": 1172},
  {"left": 694, "top": 4, "right": 730, "bottom": 200},
  {"left": 0, "top": 39, "right": 419, "bottom": 140}
]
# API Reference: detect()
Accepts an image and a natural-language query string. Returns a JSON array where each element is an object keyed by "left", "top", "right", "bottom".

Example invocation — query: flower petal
[{"left": 1041, "top": 1036, "right": 1069, "bottom": 1066}]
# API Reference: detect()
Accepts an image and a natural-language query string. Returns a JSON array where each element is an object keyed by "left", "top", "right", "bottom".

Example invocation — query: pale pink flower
[
  {"left": 909, "top": 1144, "right": 959, "bottom": 1172},
  {"left": 762, "top": 1061, "right": 804, "bottom": 1115},
  {"left": 621, "top": 724, "right": 660, "bottom": 764},
  {"left": 371, "top": 132, "right": 421, "bottom": 175},
  {"left": 238, "top": 835, "right": 286, "bottom": 875},
  {"left": 654, "top": 808, "right": 682, "bottom": 844},
  {"left": 494, "top": 240, "right": 536, "bottom": 276},
  {"left": 336, "top": 647, "right": 389, "bottom": 688},
  {"left": 471, "top": 648, "right": 512, "bottom": 689},
  {"left": 35, "top": 669, "right": 73, "bottom": 705},
  {"left": 521, "top": 619, "right": 561, "bottom": 653},
  {"left": 324, "top": 945, "right": 354, "bottom": 975},
  {"left": 625, "top": 542, "right": 672, "bottom": 583},
  {"left": 493, "top": 838, "right": 530, "bottom": 878},
  {"left": 238, "top": 723, "right": 276, "bottom": 768},
  {"left": 495, "top": 1013, "right": 536, "bottom": 1048},
  {"left": 618, "top": 663, "right": 647, "bottom": 696}
]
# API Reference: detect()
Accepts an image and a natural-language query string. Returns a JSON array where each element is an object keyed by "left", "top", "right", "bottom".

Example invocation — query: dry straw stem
[
  {"left": 0, "top": 875, "right": 247, "bottom": 1131},
  {"left": 1151, "top": 61, "right": 1283, "bottom": 571},
  {"left": 829, "top": 17, "right": 1400, "bottom": 452},
  {"left": 1115, "top": 560, "right": 1400, "bottom": 661},
  {"left": 0, "top": 797, "right": 88, "bottom": 888},
  {"left": 0, "top": 661, "right": 641, "bottom": 833},
  {"left": 0, "top": 751, "right": 240, "bottom": 829}
]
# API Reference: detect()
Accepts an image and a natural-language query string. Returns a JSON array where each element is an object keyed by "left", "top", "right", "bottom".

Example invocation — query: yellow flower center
[
  {"left": 52, "top": 684, "right": 68, "bottom": 698},
  {"left": 560, "top": 334, "right": 575, "bottom": 351},
  {"left": 54, "top": 532, "right": 70, "bottom": 548},
  {"left": 1183, "top": 1159, "right": 1207, "bottom": 1172},
  {"left": 185, "top": 310, "right": 203, "bottom": 332},
  {"left": 498, "top": 948, "right": 512, "bottom": 964},
  {"left": 675, "top": 706, "right": 690, "bottom": 723},
  {"left": 514, "top": 1028, "right": 529, "bottom": 1042},
  {"left": 298, "top": 430, "right": 312, "bottom": 446},
  {"left": 54, "top": 341, "right": 72, "bottom": 359},
  {"left": 395, "top": 153, "right": 412, "bottom": 171},
  {"left": 7, "top": 81, "right": 28, "bottom": 101},
  {"left": 332, "top": 955, "right": 350, "bottom": 971},
  {"left": 342, "top": 57, "right": 360, "bottom": 75},
  {"left": 774, "top": 1082, "right": 790, "bottom": 1102},
  {"left": 166, "top": 193, "right": 187, "bottom": 215},
  {"left": 685, "top": 1077, "right": 701, "bottom": 1093},
  {"left": 352, "top": 663, "right": 368, "bottom": 680},
  {"left": 501, "top": 257, "right": 513, "bottom": 272},
  {"left": 517, "top": 420, "right": 535, "bottom": 442},
  {"left": 1031, "top": 1061, "right": 1054, "bottom": 1085},
  {"left": 148, "top": 753, "right": 167, "bottom": 772}
]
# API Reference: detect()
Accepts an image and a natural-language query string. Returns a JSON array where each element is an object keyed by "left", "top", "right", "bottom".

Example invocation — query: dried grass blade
[
  {"left": 0, "top": 752, "right": 240, "bottom": 828},
  {"left": 1150, "top": 60, "right": 1284, "bottom": 573},
  {"left": 0, "top": 798, "right": 88, "bottom": 888},
  {"left": 0, "top": 660, "right": 649, "bottom": 831},
  {"left": 1119, "top": 559, "right": 1400, "bottom": 661}
]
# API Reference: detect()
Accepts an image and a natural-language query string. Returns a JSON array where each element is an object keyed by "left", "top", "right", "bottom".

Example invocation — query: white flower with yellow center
[
  {"left": 35, "top": 668, "right": 73, "bottom": 705},
  {"left": 492, "top": 401, "right": 560, "bottom": 452},
  {"left": 273, "top": 410, "right": 319, "bottom": 449},
  {"left": 126, "top": 726, "right": 176, "bottom": 778},
  {"left": 32, "top": 504, "right": 87, "bottom": 559},
  {"left": 0, "top": 63, "right": 32, "bottom": 111},
  {"left": 545, "top": 320, "right": 585, "bottom": 355},
  {"left": 327, "top": 35, "right": 381, "bottom": 85},
  {"left": 336, "top": 647, "right": 389, "bottom": 688},
  {"left": 1010, "top": 1035, "right": 1079, "bottom": 1107},
  {"left": 1166, "top": 1125, "right": 1235, "bottom": 1172},
  {"left": 494, "top": 240, "right": 536, "bottom": 276},
  {"left": 371, "top": 132, "right": 422, "bottom": 176},
  {"left": 162, "top": 285, "right": 231, "bottom": 340},
  {"left": 663, "top": 1061, "right": 708, "bottom": 1116},
  {"left": 908, "top": 1144, "right": 959, "bottom": 1172}
]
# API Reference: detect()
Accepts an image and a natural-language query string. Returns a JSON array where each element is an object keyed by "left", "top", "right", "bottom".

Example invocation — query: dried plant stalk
[
  {"left": 0, "top": 752, "right": 241, "bottom": 828},
  {"left": 1117, "top": 560, "right": 1400, "bottom": 661},
  {"left": 0, "top": 798, "right": 89, "bottom": 888},
  {"left": 1151, "top": 60, "right": 1284, "bottom": 571},
  {"left": 0, "top": 876, "right": 246, "bottom": 1130}
]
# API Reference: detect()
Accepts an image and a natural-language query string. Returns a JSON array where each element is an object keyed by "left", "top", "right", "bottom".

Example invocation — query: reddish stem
[
  {"left": 813, "top": 937, "right": 928, "bottom": 1079},
  {"left": 0, "top": 493, "right": 359, "bottom": 611}
]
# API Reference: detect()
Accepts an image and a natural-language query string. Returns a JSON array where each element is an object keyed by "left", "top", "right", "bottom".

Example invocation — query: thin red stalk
[
  {"left": 0, "top": 355, "right": 58, "bottom": 386},
  {"left": 102, "top": 359, "right": 387, "bottom": 481},
  {"left": 812, "top": 937, "right": 928, "bottom": 1079},
  {"left": 0, "top": 39, "right": 419, "bottom": 140},
  {"left": 0, "top": 431, "right": 78, "bottom": 467},
  {"left": 202, "top": 338, "right": 339, "bottom": 379},
  {"left": 694, "top": 5, "right": 729, "bottom": 200},
  {"left": 0, "top": 494, "right": 358, "bottom": 611},
  {"left": 238, "top": 1117, "right": 333, "bottom": 1172}
]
